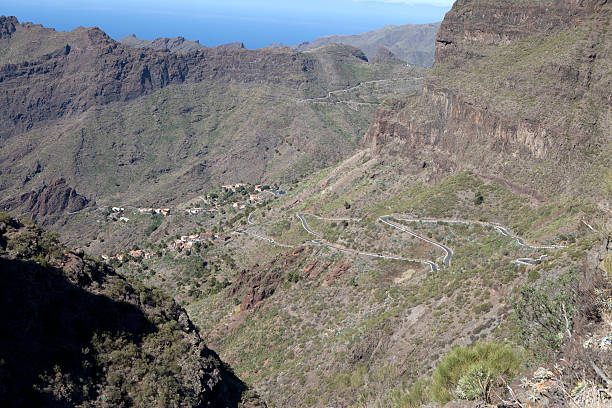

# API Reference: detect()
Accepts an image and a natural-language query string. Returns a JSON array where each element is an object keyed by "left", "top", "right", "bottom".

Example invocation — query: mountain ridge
[
  {"left": 119, "top": 33, "right": 246, "bottom": 53},
  {"left": 364, "top": 0, "right": 611, "bottom": 200},
  {"left": 0, "top": 16, "right": 426, "bottom": 225},
  {"left": 292, "top": 22, "right": 441, "bottom": 66}
]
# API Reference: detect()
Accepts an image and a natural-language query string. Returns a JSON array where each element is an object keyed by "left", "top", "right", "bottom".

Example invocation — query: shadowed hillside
[{"left": 0, "top": 213, "right": 263, "bottom": 407}]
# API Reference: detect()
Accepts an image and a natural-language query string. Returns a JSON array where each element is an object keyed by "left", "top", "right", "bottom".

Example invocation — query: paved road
[
  {"left": 395, "top": 217, "right": 567, "bottom": 250},
  {"left": 494, "top": 226, "right": 567, "bottom": 250},
  {"left": 299, "top": 78, "right": 419, "bottom": 106},
  {"left": 515, "top": 255, "right": 548, "bottom": 266},
  {"left": 379, "top": 216, "right": 453, "bottom": 268},
  {"left": 238, "top": 228, "right": 295, "bottom": 249},
  {"left": 243, "top": 211, "right": 567, "bottom": 272},
  {"left": 297, "top": 213, "right": 438, "bottom": 271},
  {"left": 296, "top": 213, "right": 324, "bottom": 238},
  {"left": 247, "top": 211, "right": 256, "bottom": 225}
]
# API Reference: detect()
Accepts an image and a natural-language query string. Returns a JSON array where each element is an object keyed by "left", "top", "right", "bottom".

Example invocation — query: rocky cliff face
[
  {"left": 365, "top": 0, "right": 611, "bottom": 196},
  {"left": 119, "top": 34, "right": 208, "bottom": 52},
  {"left": 0, "top": 15, "right": 17, "bottom": 37},
  {"left": 434, "top": 0, "right": 605, "bottom": 64},
  {"left": 0, "top": 18, "right": 318, "bottom": 140},
  {"left": 0, "top": 178, "right": 92, "bottom": 225}
]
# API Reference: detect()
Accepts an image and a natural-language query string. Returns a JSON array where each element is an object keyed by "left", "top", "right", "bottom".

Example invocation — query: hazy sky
[{"left": 1, "top": 0, "right": 453, "bottom": 48}]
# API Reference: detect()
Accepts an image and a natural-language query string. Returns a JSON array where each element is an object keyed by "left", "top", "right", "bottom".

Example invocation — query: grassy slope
[
  {"left": 199, "top": 153, "right": 603, "bottom": 407},
  {"left": 104, "top": 146, "right": 605, "bottom": 407}
]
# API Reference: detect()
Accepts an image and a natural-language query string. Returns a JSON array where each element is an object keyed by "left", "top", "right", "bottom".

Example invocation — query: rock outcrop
[
  {"left": 1, "top": 178, "right": 92, "bottom": 224},
  {"left": 0, "top": 15, "right": 17, "bottom": 38},
  {"left": 370, "top": 46, "right": 405, "bottom": 65},
  {"left": 119, "top": 35, "right": 246, "bottom": 53},
  {"left": 364, "top": 0, "right": 611, "bottom": 195},
  {"left": 119, "top": 34, "right": 208, "bottom": 52}
]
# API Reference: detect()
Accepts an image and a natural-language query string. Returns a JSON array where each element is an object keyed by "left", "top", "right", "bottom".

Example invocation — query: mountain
[
  {"left": 0, "top": 212, "right": 264, "bottom": 407},
  {"left": 293, "top": 22, "right": 441, "bottom": 66},
  {"left": 0, "top": 178, "right": 93, "bottom": 226},
  {"left": 0, "top": 16, "right": 426, "bottom": 226},
  {"left": 131, "top": 1, "right": 608, "bottom": 406},
  {"left": 364, "top": 0, "right": 611, "bottom": 200},
  {"left": 2, "top": 3, "right": 612, "bottom": 408},
  {"left": 118, "top": 34, "right": 246, "bottom": 53}
]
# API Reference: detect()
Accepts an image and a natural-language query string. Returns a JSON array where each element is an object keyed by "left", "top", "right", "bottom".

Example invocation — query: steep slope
[
  {"left": 293, "top": 22, "right": 441, "bottom": 66},
  {"left": 0, "top": 17, "right": 425, "bottom": 224},
  {"left": 113, "top": 2, "right": 609, "bottom": 406},
  {"left": 364, "top": 0, "right": 611, "bottom": 202},
  {"left": 0, "top": 213, "right": 263, "bottom": 407},
  {"left": 0, "top": 178, "right": 93, "bottom": 225}
]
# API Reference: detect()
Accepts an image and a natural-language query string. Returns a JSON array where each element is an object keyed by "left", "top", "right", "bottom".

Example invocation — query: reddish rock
[{"left": 1, "top": 178, "right": 92, "bottom": 225}]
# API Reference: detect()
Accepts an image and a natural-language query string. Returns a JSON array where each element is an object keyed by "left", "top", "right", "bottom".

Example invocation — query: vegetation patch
[{"left": 432, "top": 342, "right": 522, "bottom": 404}]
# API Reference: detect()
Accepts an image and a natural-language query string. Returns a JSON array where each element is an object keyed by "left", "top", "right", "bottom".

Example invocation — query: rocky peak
[
  {"left": 0, "top": 16, "right": 18, "bottom": 38},
  {"left": 217, "top": 41, "right": 246, "bottom": 50},
  {"left": 119, "top": 33, "right": 208, "bottom": 52},
  {"left": 371, "top": 46, "right": 404, "bottom": 64}
]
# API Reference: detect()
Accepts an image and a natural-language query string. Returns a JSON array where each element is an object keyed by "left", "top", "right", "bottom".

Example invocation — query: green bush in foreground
[{"left": 432, "top": 342, "right": 522, "bottom": 404}]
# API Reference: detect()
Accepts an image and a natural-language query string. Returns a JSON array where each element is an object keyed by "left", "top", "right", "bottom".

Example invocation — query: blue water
[{"left": 1, "top": 0, "right": 451, "bottom": 49}]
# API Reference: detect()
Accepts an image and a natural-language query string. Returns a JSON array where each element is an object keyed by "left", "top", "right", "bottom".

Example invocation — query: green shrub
[
  {"left": 145, "top": 214, "right": 164, "bottom": 236},
  {"left": 512, "top": 272, "right": 576, "bottom": 352},
  {"left": 432, "top": 342, "right": 522, "bottom": 404},
  {"left": 0, "top": 211, "right": 13, "bottom": 225},
  {"left": 455, "top": 363, "right": 494, "bottom": 401},
  {"left": 602, "top": 254, "right": 612, "bottom": 279},
  {"left": 391, "top": 379, "right": 430, "bottom": 408}
]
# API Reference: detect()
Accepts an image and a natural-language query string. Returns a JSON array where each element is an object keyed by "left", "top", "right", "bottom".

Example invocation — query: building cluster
[
  {"left": 221, "top": 183, "right": 247, "bottom": 192},
  {"left": 138, "top": 208, "right": 171, "bottom": 216},
  {"left": 186, "top": 207, "right": 220, "bottom": 215},
  {"left": 172, "top": 232, "right": 232, "bottom": 250},
  {"left": 101, "top": 249, "right": 153, "bottom": 263}
]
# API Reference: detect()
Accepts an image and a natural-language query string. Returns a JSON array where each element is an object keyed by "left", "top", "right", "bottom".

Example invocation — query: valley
[{"left": 1, "top": 0, "right": 611, "bottom": 407}]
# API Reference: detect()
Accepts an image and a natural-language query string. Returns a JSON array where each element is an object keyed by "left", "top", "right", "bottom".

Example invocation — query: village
[{"left": 101, "top": 182, "right": 284, "bottom": 264}]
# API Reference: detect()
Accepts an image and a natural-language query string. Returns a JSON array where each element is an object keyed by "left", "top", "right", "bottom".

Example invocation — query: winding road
[
  {"left": 298, "top": 77, "right": 420, "bottom": 107},
  {"left": 379, "top": 216, "right": 453, "bottom": 267},
  {"left": 297, "top": 213, "right": 439, "bottom": 271},
  {"left": 241, "top": 211, "right": 568, "bottom": 273},
  {"left": 394, "top": 217, "right": 567, "bottom": 251}
]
